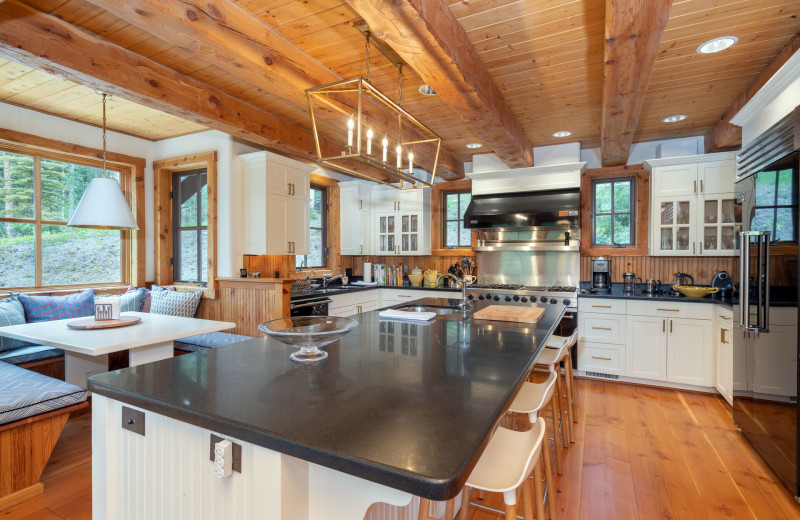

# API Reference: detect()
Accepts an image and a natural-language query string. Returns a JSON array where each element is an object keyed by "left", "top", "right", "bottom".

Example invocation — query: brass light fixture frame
[{"left": 305, "top": 77, "right": 442, "bottom": 189}]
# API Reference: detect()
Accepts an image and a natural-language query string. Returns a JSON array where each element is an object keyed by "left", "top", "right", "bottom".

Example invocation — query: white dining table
[{"left": 0, "top": 311, "right": 236, "bottom": 386}]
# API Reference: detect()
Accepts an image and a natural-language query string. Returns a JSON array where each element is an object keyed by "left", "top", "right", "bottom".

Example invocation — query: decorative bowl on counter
[
  {"left": 258, "top": 316, "right": 358, "bottom": 362},
  {"left": 672, "top": 285, "right": 720, "bottom": 298},
  {"left": 408, "top": 273, "right": 424, "bottom": 286}
]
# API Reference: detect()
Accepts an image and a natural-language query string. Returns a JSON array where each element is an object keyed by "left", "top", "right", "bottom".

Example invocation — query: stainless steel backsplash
[{"left": 476, "top": 250, "right": 580, "bottom": 287}]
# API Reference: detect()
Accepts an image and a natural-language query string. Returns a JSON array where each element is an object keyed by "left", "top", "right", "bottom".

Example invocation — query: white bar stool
[
  {"left": 533, "top": 335, "right": 576, "bottom": 445},
  {"left": 545, "top": 330, "right": 578, "bottom": 407}
]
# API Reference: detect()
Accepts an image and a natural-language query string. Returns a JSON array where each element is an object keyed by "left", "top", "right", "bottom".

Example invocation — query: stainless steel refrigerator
[{"left": 733, "top": 114, "right": 799, "bottom": 501}]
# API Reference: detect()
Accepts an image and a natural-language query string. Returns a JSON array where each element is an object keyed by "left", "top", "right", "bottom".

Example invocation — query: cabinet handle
[
  {"left": 591, "top": 326, "right": 611, "bottom": 330},
  {"left": 591, "top": 356, "right": 612, "bottom": 361},
  {"left": 657, "top": 308, "right": 680, "bottom": 312},
  {"left": 288, "top": 182, "right": 291, "bottom": 194},
  {"left": 700, "top": 242, "right": 703, "bottom": 254},
  {"left": 591, "top": 305, "right": 611, "bottom": 308},
  {"left": 360, "top": 199, "right": 363, "bottom": 210},
  {"left": 670, "top": 320, "right": 673, "bottom": 333},
  {"left": 398, "top": 295, "right": 412, "bottom": 298},
  {"left": 694, "top": 180, "right": 697, "bottom": 193},
  {"left": 720, "top": 328, "right": 726, "bottom": 343},
  {"left": 693, "top": 242, "right": 696, "bottom": 254},
  {"left": 288, "top": 241, "right": 291, "bottom": 253},
  {"left": 700, "top": 180, "right": 704, "bottom": 192},
  {"left": 360, "top": 245, "right": 363, "bottom": 254},
  {"left": 663, "top": 319, "right": 665, "bottom": 332},
  {"left": 718, "top": 314, "right": 731, "bottom": 320}
]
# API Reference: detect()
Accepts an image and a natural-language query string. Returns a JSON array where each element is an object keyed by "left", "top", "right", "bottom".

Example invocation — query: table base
[{"left": 66, "top": 341, "right": 174, "bottom": 387}]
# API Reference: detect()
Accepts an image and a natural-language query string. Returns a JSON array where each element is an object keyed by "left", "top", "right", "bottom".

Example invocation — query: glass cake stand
[{"left": 258, "top": 316, "right": 358, "bottom": 362}]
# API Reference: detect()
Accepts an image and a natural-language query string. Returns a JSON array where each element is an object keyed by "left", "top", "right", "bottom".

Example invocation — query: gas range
[{"left": 467, "top": 283, "right": 577, "bottom": 310}]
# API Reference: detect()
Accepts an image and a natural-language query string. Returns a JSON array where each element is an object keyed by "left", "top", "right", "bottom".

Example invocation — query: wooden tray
[
  {"left": 473, "top": 305, "right": 545, "bottom": 324},
  {"left": 67, "top": 316, "right": 142, "bottom": 329}
]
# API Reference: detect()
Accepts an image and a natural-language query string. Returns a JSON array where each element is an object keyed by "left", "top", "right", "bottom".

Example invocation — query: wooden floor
[{"left": 3, "top": 379, "right": 799, "bottom": 519}]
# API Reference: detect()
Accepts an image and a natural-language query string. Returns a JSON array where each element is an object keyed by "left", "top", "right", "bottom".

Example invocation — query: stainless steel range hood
[{"left": 463, "top": 188, "right": 580, "bottom": 229}]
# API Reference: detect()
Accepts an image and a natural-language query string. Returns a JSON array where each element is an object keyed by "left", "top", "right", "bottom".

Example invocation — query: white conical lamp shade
[{"left": 67, "top": 177, "right": 138, "bottom": 230}]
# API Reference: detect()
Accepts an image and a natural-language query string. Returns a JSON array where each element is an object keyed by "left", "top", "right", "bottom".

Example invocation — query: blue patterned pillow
[
  {"left": 16, "top": 289, "right": 95, "bottom": 323},
  {"left": 0, "top": 296, "right": 27, "bottom": 353},
  {"left": 150, "top": 285, "right": 202, "bottom": 318},
  {"left": 95, "top": 288, "right": 144, "bottom": 313}
]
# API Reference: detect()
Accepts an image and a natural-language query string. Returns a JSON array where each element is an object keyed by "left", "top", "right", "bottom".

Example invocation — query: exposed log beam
[
  {"left": 705, "top": 31, "right": 800, "bottom": 153},
  {"left": 601, "top": 0, "right": 672, "bottom": 166},
  {"left": 84, "top": 0, "right": 463, "bottom": 180},
  {"left": 342, "top": 0, "right": 534, "bottom": 168}
]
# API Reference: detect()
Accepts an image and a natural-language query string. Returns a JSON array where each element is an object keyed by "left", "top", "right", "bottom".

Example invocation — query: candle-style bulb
[
  {"left": 366, "top": 127, "right": 374, "bottom": 155},
  {"left": 382, "top": 135, "right": 388, "bottom": 162},
  {"left": 408, "top": 151, "right": 414, "bottom": 172},
  {"left": 346, "top": 116, "right": 354, "bottom": 148},
  {"left": 396, "top": 144, "right": 402, "bottom": 169}
]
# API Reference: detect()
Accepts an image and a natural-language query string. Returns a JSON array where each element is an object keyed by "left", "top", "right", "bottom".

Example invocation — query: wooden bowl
[{"left": 673, "top": 285, "right": 720, "bottom": 298}]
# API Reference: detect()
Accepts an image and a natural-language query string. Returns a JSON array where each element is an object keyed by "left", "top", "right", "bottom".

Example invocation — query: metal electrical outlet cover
[
  {"left": 121, "top": 406, "right": 145, "bottom": 436},
  {"left": 209, "top": 434, "right": 242, "bottom": 473}
]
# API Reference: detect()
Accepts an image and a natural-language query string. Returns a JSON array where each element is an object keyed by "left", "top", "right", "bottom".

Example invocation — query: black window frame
[
  {"left": 592, "top": 177, "right": 635, "bottom": 247},
  {"left": 297, "top": 185, "right": 328, "bottom": 269},
  {"left": 753, "top": 168, "right": 798, "bottom": 242},
  {"left": 172, "top": 168, "right": 208, "bottom": 284},
  {"left": 443, "top": 190, "right": 472, "bottom": 248}
]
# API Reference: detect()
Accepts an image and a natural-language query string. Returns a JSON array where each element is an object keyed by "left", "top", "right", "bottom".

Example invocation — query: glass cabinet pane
[
  {"left": 676, "top": 201, "right": 691, "bottom": 225},
  {"left": 704, "top": 200, "right": 718, "bottom": 223},
  {"left": 380, "top": 235, "right": 386, "bottom": 252},
  {"left": 402, "top": 215, "right": 409, "bottom": 233},
  {"left": 721, "top": 199, "right": 736, "bottom": 223},
  {"left": 704, "top": 227, "right": 718, "bottom": 250},
  {"left": 410, "top": 234, "right": 418, "bottom": 251},
  {"left": 380, "top": 216, "right": 386, "bottom": 233},
  {"left": 661, "top": 228, "right": 673, "bottom": 250},
  {"left": 387, "top": 216, "right": 395, "bottom": 233},
  {"left": 387, "top": 234, "right": 394, "bottom": 252},
  {"left": 411, "top": 215, "right": 418, "bottom": 233},
  {"left": 402, "top": 234, "right": 409, "bottom": 251},
  {"left": 676, "top": 227, "right": 690, "bottom": 250},
  {"left": 721, "top": 227, "right": 735, "bottom": 250},
  {"left": 661, "top": 202, "right": 673, "bottom": 225}
]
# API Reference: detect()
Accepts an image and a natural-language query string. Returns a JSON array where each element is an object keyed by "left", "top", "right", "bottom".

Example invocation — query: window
[
  {"left": 296, "top": 186, "right": 327, "bottom": 269},
  {"left": 172, "top": 169, "right": 208, "bottom": 284},
  {"left": 0, "top": 150, "right": 125, "bottom": 288},
  {"left": 752, "top": 168, "right": 797, "bottom": 241},
  {"left": 592, "top": 178, "right": 634, "bottom": 246},
  {"left": 443, "top": 190, "right": 472, "bottom": 248}
]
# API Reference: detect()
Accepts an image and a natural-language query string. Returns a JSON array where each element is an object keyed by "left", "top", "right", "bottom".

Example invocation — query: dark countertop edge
[
  {"left": 87, "top": 301, "right": 566, "bottom": 501},
  {"left": 293, "top": 284, "right": 461, "bottom": 300},
  {"left": 577, "top": 291, "right": 735, "bottom": 308}
]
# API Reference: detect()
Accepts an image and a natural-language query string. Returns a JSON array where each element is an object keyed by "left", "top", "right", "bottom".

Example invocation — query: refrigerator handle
[
  {"left": 762, "top": 234, "right": 770, "bottom": 332},
  {"left": 756, "top": 233, "right": 763, "bottom": 331},
  {"left": 739, "top": 232, "right": 754, "bottom": 331}
]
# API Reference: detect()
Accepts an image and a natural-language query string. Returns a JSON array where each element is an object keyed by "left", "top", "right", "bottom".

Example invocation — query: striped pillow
[
  {"left": 16, "top": 289, "right": 95, "bottom": 323},
  {"left": 0, "top": 296, "right": 27, "bottom": 353},
  {"left": 150, "top": 285, "right": 201, "bottom": 318}
]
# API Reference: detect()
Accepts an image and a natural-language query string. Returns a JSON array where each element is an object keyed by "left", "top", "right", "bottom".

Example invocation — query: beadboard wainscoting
[{"left": 580, "top": 256, "right": 736, "bottom": 284}]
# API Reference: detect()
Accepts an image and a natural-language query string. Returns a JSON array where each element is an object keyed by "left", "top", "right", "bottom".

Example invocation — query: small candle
[
  {"left": 366, "top": 127, "right": 374, "bottom": 155},
  {"left": 408, "top": 151, "right": 414, "bottom": 172},
  {"left": 396, "top": 144, "right": 402, "bottom": 168},
  {"left": 347, "top": 116, "right": 354, "bottom": 147},
  {"left": 382, "top": 135, "right": 388, "bottom": 162}
]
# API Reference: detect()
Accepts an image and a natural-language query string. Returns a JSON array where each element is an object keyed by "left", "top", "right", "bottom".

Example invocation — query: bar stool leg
[
  {"left": 533, "top": 457, "right": 546, "bottom": 520},
  {"left": 521, "top": 472, "right": 535, "bottom": 520},
  {"left": 566, "top": 351, "right": 577, "bottom": 404},
  {"left": 445, "top": 499, "right": 454, "bottom": 520},
  {"left": 459, "top": 487, "right": 470, "bottom": 520},
  {"left": 418, "top": 498, "right": 431, "bottom": 520},
  {"left": 549, "top": 393, "right": 564, "bottom": 475},
  {"left": 504, "top": 503, "right": 517, "bottom": 520},
  {"left": 555, "top": 370, "right": 570, "bottom": 446},
  {"left": 562, "top": 364, "right": 575, "bottom": 444},
  {"left": 540, "top": 419, "right": 557, "bottom": 519}
]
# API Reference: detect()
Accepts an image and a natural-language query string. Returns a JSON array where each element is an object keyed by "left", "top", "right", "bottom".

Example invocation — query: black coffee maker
[{"left": 591, "top": 257, "right": 611, "bottom": 293}]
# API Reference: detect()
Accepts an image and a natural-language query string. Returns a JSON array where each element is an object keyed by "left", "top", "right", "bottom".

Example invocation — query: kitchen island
[{"left": 88, "top": 298, "right": 564, "bottom": 520}]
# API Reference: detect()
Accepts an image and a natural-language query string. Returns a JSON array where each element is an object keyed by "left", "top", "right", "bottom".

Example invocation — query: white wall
[{"left": 581, "top": 136, "right": 704, "bottom": 168}]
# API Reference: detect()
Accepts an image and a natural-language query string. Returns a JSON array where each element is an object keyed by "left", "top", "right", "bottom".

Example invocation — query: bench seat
[
  {"left": 0, "top": 345, "right": 64, "bottom": 366},
  {"left": 0, "top": 360, "right": 86, "bottom": 426},
  {"left": 174, "top": 331, "right": 254, "bottom": 353}
]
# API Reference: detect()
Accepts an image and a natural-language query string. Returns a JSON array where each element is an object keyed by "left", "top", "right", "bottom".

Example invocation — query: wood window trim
[
  {"left": 0, "top": 128, "right": 146, "bottom": 288},
  {"left": 153, "top": 152, "right": 217, "bottom": 296},
  {"left": 294, "top": 173, "right": 340, "bottom": 277},
  {"left": 581, "top": 165, "right": 649, "bottom": 257},
  {"left": 432, "top": 179, "right": 476, "bottom": 257}
]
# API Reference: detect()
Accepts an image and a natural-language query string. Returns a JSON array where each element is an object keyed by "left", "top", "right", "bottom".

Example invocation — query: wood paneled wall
[
  {"left": 196, "top": 279, "right": 291, "bottom": 337},
  {"left": 580, "top": 256, "right": 735, "bottom": 285},
  {"left": 340, "top": 255, "right": 475, "bottom": 277}
]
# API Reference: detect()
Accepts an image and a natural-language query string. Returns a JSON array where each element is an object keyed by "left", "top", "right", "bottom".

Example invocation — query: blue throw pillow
[
  {"left": 16, "top": 289, "right": 95, "bottom": 323},
  {"left": 0, "top": 295, "right": 27, "bottom": 352},
  {"left": 150, "top": 285, "right": 202, "bottom": 318},
  {"left": 95, "top": 288, "right": 144, "bottom": 313}
]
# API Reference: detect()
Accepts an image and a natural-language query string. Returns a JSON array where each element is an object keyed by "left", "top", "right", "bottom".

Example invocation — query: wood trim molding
[
  {"left": 431, "top": 179, "right": 476, "bottom": 256},
  {"left": 580, "top": 164, "right": 650, "bottom": 256},
  {"left": 153, "top": 151, "right": 218, "bottom": 291}
]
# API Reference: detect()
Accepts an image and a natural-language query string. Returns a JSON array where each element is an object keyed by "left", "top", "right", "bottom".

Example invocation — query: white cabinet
[
  {"left": 578, "top": 298, "right": 627, "bottom": 376},
  {"left": 371, "top": 187, "right": 430, "bottom": 256},
  {"left": 339, "top": 182, "right": 371, "bottom": 255},
  {"left": 329, "top": 290, "right": 380, "bottom": 317},
  {"left": 626, "top": 315, "right": 668, "bottom": 380},
  {"left": 667, "top": 317, "right": 714, "bottom": 386},
  {"left": 716, "top": 309, "right": 733, "bottom": 405},
  {"left": 646, "top": 152, "right": 738, "bottom": 257},
  {"left": 240, "top": 151, "right": 311, "bottom": 255}
]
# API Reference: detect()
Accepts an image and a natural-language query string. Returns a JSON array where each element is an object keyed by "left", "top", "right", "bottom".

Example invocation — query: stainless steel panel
[
  {"left": 121, "top": 406, "right": 145, "bottom": 436},
  {"left": 476, "top": 250, "right": 580, "bottom": 288}
]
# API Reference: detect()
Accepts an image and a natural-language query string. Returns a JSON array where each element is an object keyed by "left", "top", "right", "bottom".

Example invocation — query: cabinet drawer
[
  {"left": 578, "top": 298, "right": 626, "bottom": 314},
  {"left": 329, "top": 289, "right": 379, "bottom": 308},
  {"left": 628, "top": 300, "right": 713, "bottom": 320},
  {"left": 579, "top": 313, "right": 626, "bottom": 344},
  {"left": 578, "top": 341, "right": 625, "bottom": 375}
]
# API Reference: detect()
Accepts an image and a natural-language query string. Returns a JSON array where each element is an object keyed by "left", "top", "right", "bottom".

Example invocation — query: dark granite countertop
[
  {"left": 578, "top": 282, "right": 736, "bottom": 308},
  {"left": 88, "top": 297, "right": 564, "bottom": 501},
  {"left": 292, "top": 284, "right": 460, "bottom": 301}
]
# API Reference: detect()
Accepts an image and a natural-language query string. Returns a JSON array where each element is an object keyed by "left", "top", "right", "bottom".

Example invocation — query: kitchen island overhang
[{"left": 88, "top": 298, "right": 564, "bottom": 517}]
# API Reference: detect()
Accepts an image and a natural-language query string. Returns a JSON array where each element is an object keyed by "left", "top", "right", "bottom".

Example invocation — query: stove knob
[
  {"left": 521, "top": 297, "right": 529, "bottom": 303},
  {"left": 540, "top": 296, "right": 548, "bottom": 303},
  {"left": 549, "top": 298, "right": 558, "bottom": 304},
  {"left": 505, "top": 296, "right": 512, "bottom": 302},
  {"left": 313, "top": 305, "right": 321, "bottom": 313},
  {"left": 493, "top": 296, "right": 500, "bottom": 301},
  {"left": 485, "top": 293, "right": 493, "bottom": 300},
  {"left": 563, "top": 298, "right": 571, "bottom": 306},
  {"left": 513, "top": 295, "right": 520, "bottom": 302},
  {"left": 478, "top": 295, "right": 485, "bottom": 300},
  {"left": 468, "top": 294, "right": 474, "bottom": 300}
]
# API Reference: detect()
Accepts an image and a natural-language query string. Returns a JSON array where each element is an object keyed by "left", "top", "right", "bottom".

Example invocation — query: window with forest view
[
  {"left": 296, "top": 186, "right": 327, "bottom": 269},
  {"left": 752, "top": 168, "right": 797, "bottom": 241},
  {"left": 593, "top": 178, "right": 634, "bottom": 246},
  {"left": 172, "top": 169, "right": 208, "bottom": 284},
  {"left": 444, "top": 191, "right": 472, "bottom": 248},
  {"left": 0, "top": 150, "right": 123, "bottom": 288}
]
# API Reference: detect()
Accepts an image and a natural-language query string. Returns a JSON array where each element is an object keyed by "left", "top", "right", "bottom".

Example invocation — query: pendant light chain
[
  {"left": 398, "top": 64, "right": 403, "bottom": 107},
  {"left": 365, "top": 32, "right": 371, "bottom": 83},
  {"left": 101, "top": 92, "right": 108, "bottom": 178}
]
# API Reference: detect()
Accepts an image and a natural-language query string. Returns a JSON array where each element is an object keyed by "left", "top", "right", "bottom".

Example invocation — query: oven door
[{"left": 290, "top": 297, "right": 331, "bottom": 317}]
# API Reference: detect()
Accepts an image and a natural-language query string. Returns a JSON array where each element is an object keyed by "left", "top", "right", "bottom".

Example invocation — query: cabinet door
[
  {"left": 358, "top": 209, "right": 370, "bottom": 255},
  {"left": 399, "top": 212, "right": 421, "bottom": 255},
  {"left": 339, "top": 188, "right": 360, "bottom": 255},
  {"left": 372, "top": 188, "right": 398, "bottom": 210},
  {"left": 698, "top": 159, "right": 735, "bottom": 195},
  {"left": 667, "top": 318, "right": 714, "bottom": 386},
  {"left": 627, "top": 315, "right": 668, "bottom": 380},
  {"left": 288, "top": 195, "right": 309, "bottom": 255},
  {"left": 266, "top": 193, "right": 288, "bottom": 254},
  {"left": 700, "top": 194, "right": 740, "bottom": 256},
  {"left": 375, "top": 211, "right": 396, "bottom": 255},
  {"left": 398, "top": 189, "right": 423, "bottom": 211},
  {"left": 754, "top": 325, "right": 797, "bottom": 398},
  {"left": 286, "top": 166, "right": 310, "bottom": 199},
  {"left": 266, "top": 161, "right": 290, "bottom": 196},
  {"left": 716, "top": 323, "right": 733, "bottom": 405},
  {"left": 329, "top": 305, "right": 356, "bottom": 317},
  {"left": 653, "top": 197, "right": 696, "bottom": 256},
  {"left": 653, "top": 163, "right": 698, "bottom": 197}
]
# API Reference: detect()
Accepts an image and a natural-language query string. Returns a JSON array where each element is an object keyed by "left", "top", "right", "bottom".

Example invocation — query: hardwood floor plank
[{"left": 554, "top": 376, "right": 587, "bottom": 520}]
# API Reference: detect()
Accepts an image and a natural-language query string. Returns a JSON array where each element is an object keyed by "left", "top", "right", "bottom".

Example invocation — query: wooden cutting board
[{"left": 473, "top": 305, "right": 545, "bottom": 324}]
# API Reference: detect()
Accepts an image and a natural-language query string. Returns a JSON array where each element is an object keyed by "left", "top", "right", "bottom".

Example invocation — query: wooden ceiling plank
[
  {"left": 343, "top": 0, "right": 533, "bottom": 167},
  {"left": 705, "top": 31, "right": 800, "bottom": 153},
  {"left": 601, "top": 0, "right": 673, "bottom": 166}
]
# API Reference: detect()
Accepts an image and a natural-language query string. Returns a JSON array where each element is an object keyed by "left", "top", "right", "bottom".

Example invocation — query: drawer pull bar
[
  {"left": 591, "top": 356, "right": 612, "bottom": 361},
  {"left": 398, "top": 295, "right": 412, "bottom": 297},
  {"left": 591, "top": 305, "right": 612, "bottom": 308},
  {"left": 657, "top": 308, "right": 680, "bottom": 312},
  {"left": 719, "top": 315, "right": 731, "bottom": 320},
  {"left": 591, "top": 326, "right": 612, "bottom": 330}
]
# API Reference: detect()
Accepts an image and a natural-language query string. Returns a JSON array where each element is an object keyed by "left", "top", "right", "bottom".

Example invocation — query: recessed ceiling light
[
  {"left": 662, "top": 114, "right": 687, "bottom": 123},
  {"left": 466, "top": 143, "right": 483, "bottom": 149},
  {"left": 418, "top": 85, "right": 437, "bottom": 96},
  {"left": 552, "top": 131, "right": 572, "bottom": 138},
  {"left": 697, "top": 36, "right": 738, "bottom": 54}
]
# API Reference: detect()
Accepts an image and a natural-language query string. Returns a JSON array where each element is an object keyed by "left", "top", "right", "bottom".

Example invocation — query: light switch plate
[
  {"left": 121, "top": 406, "right": 145, "bottom": 436},
  {"left": 210, "top": 434, "right": 241, "bottom": 473}
]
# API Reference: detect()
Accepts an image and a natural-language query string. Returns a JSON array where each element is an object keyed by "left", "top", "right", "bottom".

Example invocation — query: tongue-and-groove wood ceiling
[{"left": 0, "top": 0, "right": 798, "bottom": 174}]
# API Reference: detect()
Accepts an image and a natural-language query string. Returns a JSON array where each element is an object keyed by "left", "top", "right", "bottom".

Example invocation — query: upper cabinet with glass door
[
  {"left": 370, "top": 187, "right": 431, "bottom": 256},
  {"left": 645, "top": 152, "right": 737, "bottom": 256}
]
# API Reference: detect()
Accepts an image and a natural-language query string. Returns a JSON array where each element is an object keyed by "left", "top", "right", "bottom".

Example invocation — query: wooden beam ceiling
[
  {"left": 342, "top": 0, "right": 534, "bottom": 168},
  {"left": 83, "top": 0, "right": 464, "bottom": 180},
  {"left": 705, "top": 30, "right": 800, "bottom": 153},
  {"left": 601, "top": 0, "right": 672, "bottom": 166}
]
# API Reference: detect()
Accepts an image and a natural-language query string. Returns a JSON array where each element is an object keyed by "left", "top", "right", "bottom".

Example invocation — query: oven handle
[{"left": 291, "top": 298, "right": 332, "bottom": 310}]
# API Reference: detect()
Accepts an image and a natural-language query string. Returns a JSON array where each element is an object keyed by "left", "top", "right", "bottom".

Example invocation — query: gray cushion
[
  {"left": 174, "top": 332, "right": 254, "bottom": 353},
  {"left": 95, "top": 288, "right": 145, "bottom": 313},
  {"left": 0, "top": 360, "right": 86, "bottom": 426},
  {"left": 0, "top": 345, "right": 65, "bottom": 365},
  {"left": 150, "top": 285, "right": 202, "bottom": 318},
  {"left": 0, "top": 295, "right": 28, "bottom": 353}
]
